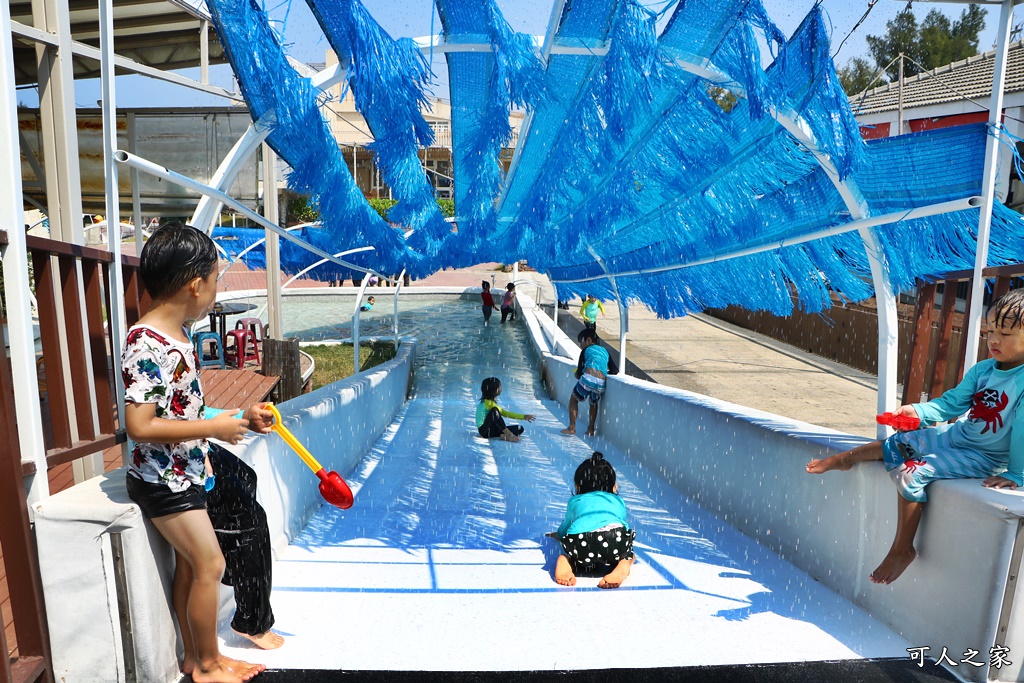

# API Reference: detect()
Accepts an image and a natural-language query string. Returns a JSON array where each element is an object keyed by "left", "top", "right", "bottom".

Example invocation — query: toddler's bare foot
[
  {"left": 869, "top": 549, "right": 916, "bottom": 585},
  {"left": 234, "top": 628, "right": 285, "bottom": 650},
  {"left": 554, "top": 555, "right": 576, "bottom": 586},
  {"left": 805, "top": 453, "right": 851, "bottom": 474},
  {"left": 585, "top": 429, "right": 597, "bottom": 437},
  {"left": 560, "top": 427, "right": 575, "bottom": 436},
  {"left": 598, "top": 557, "right": 634, "bottom": 589},
  {"left": 191, "top": 655, "right": 265, "bottom": 683}
]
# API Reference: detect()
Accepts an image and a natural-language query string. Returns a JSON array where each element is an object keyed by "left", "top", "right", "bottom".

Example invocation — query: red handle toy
[{"left": 876, "top": 412, "right": 921, "bottom": 431}]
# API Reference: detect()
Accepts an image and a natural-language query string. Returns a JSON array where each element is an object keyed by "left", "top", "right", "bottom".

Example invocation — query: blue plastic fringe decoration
[
  {"left": 206, "top": 0, "right": 425, "bottom": 277},
  {"left": 204, "top": 0, "right": 1024, "bottom": 317},
  {"left": 304, "top": 0, "right": 453, "bottom": 257},
  {"left": 436, "top": 0, "right": 546, "bottom": 261}
]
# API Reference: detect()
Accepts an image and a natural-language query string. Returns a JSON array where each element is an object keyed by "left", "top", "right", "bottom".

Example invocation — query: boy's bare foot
[
  {"left": 234, "top": 628, "right": 285, "bottom": 650},
  {"left": 500, "top": 432, "right": 520, "bottom": 442},
  {"left": 191, "top": 655, "right": 265, "bottom": 683},
  {"left": 598, "top": 557, "right": 634, "bottom": 589},
  {"left": 869, "top": 549, "right": 917, "bottom": 585},
  {"left": 555, "top": 555, "right": 577, "bottom": 586},
  {"left": 560, "top": 428, "right": 575, "bottom": 436},
  {"left": 585, "top": 429, "right": 596, "bottom": 437},
  {"left": 805, "top": 453, "right": 851, "bottom": 474}
]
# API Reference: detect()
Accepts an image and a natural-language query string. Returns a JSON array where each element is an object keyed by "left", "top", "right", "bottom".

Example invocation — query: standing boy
[
  {"left": 561, "top": 328, "right": 618, "bottom": 437},
  {"left": 122, "top": 221, "right": 270, "bottom": 682},
  {"left": 580, "top": 294, "right": 605, "bottom": 330}
]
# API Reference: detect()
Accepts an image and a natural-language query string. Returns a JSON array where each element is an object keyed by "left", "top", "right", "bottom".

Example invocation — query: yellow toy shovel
[{"left": 268, "top": 404, "right": 353, "bottom": 509}]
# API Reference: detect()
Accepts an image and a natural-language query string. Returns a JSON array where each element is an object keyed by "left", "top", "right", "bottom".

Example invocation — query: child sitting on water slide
[
  {"left": 476, "top": 377, "right": 535, "bottom": 442},
  {"left": 806, "top": 288, "right": 1024, "bottom": 585},
  {"left": 548, "top": 452, "right": 635, "bottom": 588},
  {"left": 122, "top": 222, "right": 270, "bottom": 682}
]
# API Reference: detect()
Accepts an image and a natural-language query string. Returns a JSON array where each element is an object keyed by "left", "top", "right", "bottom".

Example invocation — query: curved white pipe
[
  {"left": 250, "top": 245, "right": 377, "bottom": 322},
  {"left": 115, "top": 150, "right": 387, "bottom": 279}
]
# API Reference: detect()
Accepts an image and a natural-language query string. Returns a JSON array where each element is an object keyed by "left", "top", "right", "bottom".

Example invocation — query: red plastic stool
[
  {"left": 235, "top": 317, "right": 265, "bottom": 344},
  {"left": 225, "top": 328, "right": 260, "bottom": 369}
]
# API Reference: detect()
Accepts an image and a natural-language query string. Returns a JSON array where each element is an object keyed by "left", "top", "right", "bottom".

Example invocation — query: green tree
[
  {"left": 862, "top": 4, "right": 985, "bottom": 84},
  {"left": 838, "top": 56, "right": 880, "bottom": 96},
  {"left": 866, "top": 8, "right": 923, "bottom": 81}
]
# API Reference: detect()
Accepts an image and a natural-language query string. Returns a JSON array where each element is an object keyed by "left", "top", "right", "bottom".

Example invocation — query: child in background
[
  {"left": 360, "top": 295, "right": 375, "bottom": 312},
  {"left": 562, "top": 328, "right": 618, "bottom": 437},
  {"left": 476, "top": 377, "right": 535, "bottom": 442},
  {"left": 580, "top": 294, "right": 605, "bottom": 330},
  {"left": 806, "top": 288, "right": 1024, "bottom": 584},
  {"left": 549, "top": 452, "right": 635, "bottom": 588},
  {"left": 501, "top": 282, "right": 517, "bottom": 324},
  {"left": 122, "top": 221, "right": 269, "bottom": 682},
  {"left": 480, "top": 280, "right": 495, "bottom": 325}
]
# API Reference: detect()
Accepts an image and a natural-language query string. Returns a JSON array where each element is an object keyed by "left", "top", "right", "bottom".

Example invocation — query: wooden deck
[
  {"left": 3, "top": 368, "right": 278, "bottom": 658},
  {"left": 203, "top": 369, "right": 280, "bottom": 409}
]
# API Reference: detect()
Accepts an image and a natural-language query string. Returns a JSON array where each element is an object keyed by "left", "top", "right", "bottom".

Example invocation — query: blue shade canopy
[{"left": 206, "top": 0, "right": 1024, "bottom": 316}]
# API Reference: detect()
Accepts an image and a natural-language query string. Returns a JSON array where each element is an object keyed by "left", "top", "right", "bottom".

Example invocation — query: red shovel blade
[{"left": 315, "top": 468, "right": 354, "bottom": 509}]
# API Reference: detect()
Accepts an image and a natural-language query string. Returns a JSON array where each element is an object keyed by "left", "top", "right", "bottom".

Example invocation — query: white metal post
[
  {"left": 353, "top": 276, "right": 372, "bottom": 373},
  {"left": 127, "top": 112, "right": 144, "bottom": 252},
  {"left": 99, "top": 0, "right": 130, "bottom": 472},
  {"left": 619, "top": 301, "right": 628, "bottom": 374},
  {"left": 1, "top": 0, "right": 48, "bottom": 502},
  {"left": 263, "top": 143, "right": 283, "bottom": 339},
  {"left": 963, "top": 0, "right": 1015, "bottom": 375},
  {"left": 31, "top": 0, "right": 84, "bottom": 244},
  {"left": 394, "top": 268, "right": 406, "bottom": 342}
]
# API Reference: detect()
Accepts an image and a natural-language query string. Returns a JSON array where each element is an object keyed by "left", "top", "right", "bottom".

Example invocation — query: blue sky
[{"left": 45, "top": 1, "right": 1012, "bottom": 110}]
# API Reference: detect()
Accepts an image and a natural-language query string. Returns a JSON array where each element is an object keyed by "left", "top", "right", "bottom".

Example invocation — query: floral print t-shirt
[{"left": 121, "top": 324, "right": 208, "bottom": 492}]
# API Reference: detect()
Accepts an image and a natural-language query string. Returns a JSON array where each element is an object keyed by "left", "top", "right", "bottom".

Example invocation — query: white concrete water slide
[{"left": 215, "top": 297, "right": 912, "bottom": 673}]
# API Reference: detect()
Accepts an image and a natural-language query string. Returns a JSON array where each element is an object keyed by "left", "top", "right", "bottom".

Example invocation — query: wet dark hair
[
  {"left": 578, "top": 328, "right": 599, "bottom": 344},
  {"left": 506, "top": 282, "right": 515, "bottom": 290},
  {"left": 480, "top": 377, "right": 502, "bottom": 401},
  {"left": 989, "top": 289, "right": 1024, "bottom": 330},
  {"left": 481, "top": 280, "right": 490, "bottom": 290},
  {"left": 574, "top": 452, "right": 616, "bottom": 494},
  {"left": 139, "top": 221, "right": 218, "bottom": 300}
]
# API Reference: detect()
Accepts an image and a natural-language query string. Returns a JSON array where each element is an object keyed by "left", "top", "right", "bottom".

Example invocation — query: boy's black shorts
[{"left": 126, "top": 473, "right": 207, "bottom": 518}]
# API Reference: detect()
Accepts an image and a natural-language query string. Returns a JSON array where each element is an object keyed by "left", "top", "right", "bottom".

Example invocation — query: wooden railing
[
  {"left": 22, "top": 235, "right": 147, "bottom": 473},
  {"left": 1, "top": 231, "right": 144, "bottom": 683},
  {"left": 902, "top": 264, "right": 1024, "bottom": 404}
]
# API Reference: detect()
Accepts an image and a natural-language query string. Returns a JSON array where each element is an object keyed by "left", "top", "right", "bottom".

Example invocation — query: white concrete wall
[
  {"left": 519, "top": 298, "right": 1024, "bottom": 683},
  {"left": 32, "top": 338, "right": 417, "bottom": 683}
]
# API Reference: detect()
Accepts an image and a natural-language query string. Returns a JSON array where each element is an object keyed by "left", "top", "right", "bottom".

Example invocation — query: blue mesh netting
[{"left": 204, "top": 0, "right": 1024, "bottom": 318}]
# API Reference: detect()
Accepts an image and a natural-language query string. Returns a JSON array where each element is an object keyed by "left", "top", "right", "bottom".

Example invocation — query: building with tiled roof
[{"left": 849, "top": 41, "right": 1024, "bottom": 208}]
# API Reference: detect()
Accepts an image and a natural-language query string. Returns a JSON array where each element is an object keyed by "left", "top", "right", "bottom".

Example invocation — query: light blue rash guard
[{"left": 557, "top": 490, "right": 630, "bottom": 537}]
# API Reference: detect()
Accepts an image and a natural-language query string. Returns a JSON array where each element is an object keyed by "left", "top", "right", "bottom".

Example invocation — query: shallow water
[{"left": 217, "top": 293, "right": 913, "bottom": 671}]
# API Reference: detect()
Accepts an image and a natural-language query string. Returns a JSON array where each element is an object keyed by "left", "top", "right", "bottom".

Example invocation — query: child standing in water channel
[
  {"left": 549, "top": 452, "right": 635, "bottom": 588},
  {"left": 806, "top": 288, "right": 1024, "bottom": 585},
  {"left": 480, "top": 280, "right": 495, "bottom": 325}
]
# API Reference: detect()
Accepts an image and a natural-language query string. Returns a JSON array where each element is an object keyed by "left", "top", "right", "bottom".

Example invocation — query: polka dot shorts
[{"left": 558, "top": 526, "right": 635, "bottom": 568}]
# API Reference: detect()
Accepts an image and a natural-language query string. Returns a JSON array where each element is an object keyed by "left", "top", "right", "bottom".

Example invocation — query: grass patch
[{"left": 304, "top": 341, "right": 397, "bottom": 390}]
